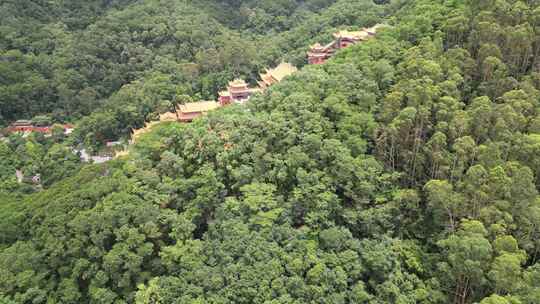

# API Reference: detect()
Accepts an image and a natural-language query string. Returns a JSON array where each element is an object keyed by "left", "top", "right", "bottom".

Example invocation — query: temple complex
[
  {"left": 258, "top": 62, "right": 298, "bottom": 89},
  {"left": 7, "top": 120, "right": 34, "bottom": 132},
  {"left": 128, "top": 62, "right": 298, "bottom": 145},
  {"left": 219, "top": 79, "right": 261, "bottom": 105},
  {"left": 5, "top": 120, "right": 74, "bottom": 135}
]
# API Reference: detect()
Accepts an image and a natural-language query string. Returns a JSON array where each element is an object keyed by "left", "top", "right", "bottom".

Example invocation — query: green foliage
[
  {"left": 0, "top": 0, "right": 383, "bottom": 143},
  {"left": 0, "top": 133, "right": 82, "bottom": 194},
  {"left": 3, "top": 0, "right": 540, "bottom": 303}
]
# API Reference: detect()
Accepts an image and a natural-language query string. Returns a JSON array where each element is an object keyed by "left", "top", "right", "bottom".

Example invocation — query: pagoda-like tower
[
  {"left": 218, "top": 78, "right": 260, "bottom": 105},
  {"left": 228, "top": 79, "right": 251, "bottom": 101}
]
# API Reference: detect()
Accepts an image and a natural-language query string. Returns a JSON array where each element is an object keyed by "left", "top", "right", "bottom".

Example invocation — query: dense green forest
[
  {"left": 2, "top": 0, "right": 540, "bottom": 303},
  {"left": 0, "top": 0, "right": 381, "bottom": 147}
]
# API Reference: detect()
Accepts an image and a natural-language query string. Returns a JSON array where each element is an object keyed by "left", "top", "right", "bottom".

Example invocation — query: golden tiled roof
[
  {"left": 333, "top": 30, "right": 370, "bottom": 40},
  {"left": 323, "top": 41, "right": 336, "bottom": 50},
  {"left": 310, "top": 43, "right": 323, "bottom": 49},
  {"left": 263, "top": 62, "right": 298, "bottom": 82},
  {"left": 333, "top": 24, "right": 385, "bottom": 41},
  {"left": 159, "top": 112, "right": 178, "bottom": 122},
  {"left": 229, "top": 78, "right": 248, "bottom": 87},
  {"left": 179, "top": 101, "right": 220, "bottom": 114}
]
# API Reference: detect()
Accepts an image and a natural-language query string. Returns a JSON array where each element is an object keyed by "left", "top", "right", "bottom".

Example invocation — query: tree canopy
[{"left": 2, "top": 0, "right": 540, "bottom": 303}]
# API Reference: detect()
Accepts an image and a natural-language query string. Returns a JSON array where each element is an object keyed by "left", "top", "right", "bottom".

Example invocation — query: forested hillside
[
  {"left": 2, "top": 0, "right": 540, "bottom": 303},
  {"left": 0, "top": 0, "right": 382, "bottom": 146}
]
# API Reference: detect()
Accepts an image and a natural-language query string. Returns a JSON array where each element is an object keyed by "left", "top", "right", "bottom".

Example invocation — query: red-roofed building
[
  {"left": 5, "top": 121, "right": 74, "bottom": 135},
  {"left": 307, "top": 42, "right": 335, "bottom": 65}
]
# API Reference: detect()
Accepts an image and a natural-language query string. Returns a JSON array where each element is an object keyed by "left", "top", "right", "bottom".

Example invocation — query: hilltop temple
[
  {"left": 218, "top": 79, "right": 262, "bottom": 105},
  {"left": 334, "top": 30, "right": 370, "bottom": 48},
  {"left": 307, "top": 24, "right": 383, "bottom": 65},
  {"left": 258, "top": 62, "right": 298, "bottom": 89},
  {"left": 178, "top": 101, "right": 221, "bottom": 122},
  {"left": 307, "top": 42, "right": 336, "bottom": 65}
]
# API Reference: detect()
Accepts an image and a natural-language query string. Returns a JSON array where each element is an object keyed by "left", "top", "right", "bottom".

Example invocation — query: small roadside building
[{"left": 64, "top": 124, "right": 75, "bottom": 135}]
